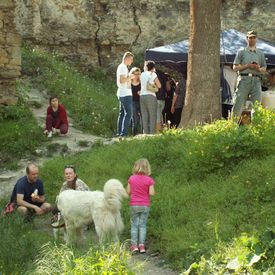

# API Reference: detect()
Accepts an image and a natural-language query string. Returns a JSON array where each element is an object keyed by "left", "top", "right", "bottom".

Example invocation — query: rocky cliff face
[
  {"left": 13, "top": 0, "right": 275, "bottom": 70},
  {"left": 15, "top": 0, "right": 187, "bottom": 70},
  {"left": 0, "top": 0, "right": 21, "bottom": 105}
]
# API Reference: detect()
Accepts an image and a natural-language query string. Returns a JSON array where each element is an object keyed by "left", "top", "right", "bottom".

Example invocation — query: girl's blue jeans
[{"left": 130, "top": 206, "right": 150, "bottom": 245}]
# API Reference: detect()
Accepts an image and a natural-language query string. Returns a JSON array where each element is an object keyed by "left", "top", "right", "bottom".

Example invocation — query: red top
[{"left": 47, "top": 104, "right": 68, "bottom": 128}]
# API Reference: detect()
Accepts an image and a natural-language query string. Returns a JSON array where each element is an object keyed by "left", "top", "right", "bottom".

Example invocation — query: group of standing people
[{"left": 116, "top": 51, "right": 186, "bottom": 137}]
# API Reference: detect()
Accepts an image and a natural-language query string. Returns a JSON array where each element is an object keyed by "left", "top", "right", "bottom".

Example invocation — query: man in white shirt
[{"left": 116, "top": 51, "right": 134, "bottom": 136}]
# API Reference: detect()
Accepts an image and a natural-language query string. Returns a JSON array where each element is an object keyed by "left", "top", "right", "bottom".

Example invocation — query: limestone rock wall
[
  {"left": 15, "top": 0, "right": 187, "bottom": 69},
  {"left": 0, "top": 0, "right": 21, "bottom": 105},
  {"left": 14, "top": 0, "right": 275, "bottom": 71}
]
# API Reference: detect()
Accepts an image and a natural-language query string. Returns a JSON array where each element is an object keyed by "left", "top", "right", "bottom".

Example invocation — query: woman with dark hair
[
  {"left": 59, "top": 165, "right": 89, "bottom": 193},
  {"left": 44, "top": 96, "right": 69, "bottom": 137},
  {"left": 140, "top": 61, "right": 161, "bottom": 134},
  {"left": 51, "top": 165, "right": 89, "bottom": 228}
]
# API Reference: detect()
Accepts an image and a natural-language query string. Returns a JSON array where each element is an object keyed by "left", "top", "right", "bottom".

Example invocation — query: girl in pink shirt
[{"left": 127, "top": 158, "right": 155, "bottom": 253}]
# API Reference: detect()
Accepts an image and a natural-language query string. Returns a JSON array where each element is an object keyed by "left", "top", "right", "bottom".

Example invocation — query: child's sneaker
[
  {"left": 139, "top": 244, "right": 146, "bottom": 253},
  {"left": 47, "top": 131, "right": 53, "bottom": 138},
  {"left": 130, "top": 245, "right": 139, "bottom": 253}
]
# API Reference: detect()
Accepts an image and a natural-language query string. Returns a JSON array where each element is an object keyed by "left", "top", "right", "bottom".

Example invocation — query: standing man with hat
[{"left": 232, "top": 30, "right": 267, "bottom": 118}]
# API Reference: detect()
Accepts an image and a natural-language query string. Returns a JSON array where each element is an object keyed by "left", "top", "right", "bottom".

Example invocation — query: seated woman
[
  {"left": 59, "top": 165, "right": 89, "bottom": 193},
  {"left": 51, "top": 165, "right": 90, "bottom": 227},
  {"left": 44, "top": 95, "right": 69, "bottom": 137}
]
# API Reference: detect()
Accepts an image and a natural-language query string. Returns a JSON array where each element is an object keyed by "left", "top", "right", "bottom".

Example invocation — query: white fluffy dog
[{"left": 57, "top": 179, "right": 128, "bottom": 245}]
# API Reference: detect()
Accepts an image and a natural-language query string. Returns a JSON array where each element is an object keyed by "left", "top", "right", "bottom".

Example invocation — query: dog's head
[{"left": 104, "top": 179, "right": 128, "bottom": 198}]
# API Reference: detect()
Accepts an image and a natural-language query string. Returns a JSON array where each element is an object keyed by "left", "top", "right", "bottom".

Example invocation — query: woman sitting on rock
[{"left": 44, "top": 95, "right": 69, "bottom": 137}]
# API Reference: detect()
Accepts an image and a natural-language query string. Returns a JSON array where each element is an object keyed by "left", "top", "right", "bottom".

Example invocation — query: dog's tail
[{"left": 103, "top": 179, "right": 128, "bottom": 211}]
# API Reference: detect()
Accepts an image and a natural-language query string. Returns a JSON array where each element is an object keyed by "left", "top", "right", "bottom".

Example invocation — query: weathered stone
[
  {"left": 0, "top": 0, "right": 14, "bottom": 9},
  {"left": 6, "top": 32, "right": 21, "bottom": 45},
  {"left": 0, "top": 1, "right": 21, "bottom": 105},
  {"left": 0, "top": 69, "right": 21, "bottom": 78},
  {"left": 0, "top": 56, "right": 9, "bottom": 64},
  {"left": 0, "top": 95, "right": 18, "bottom": 105},
  {"left": 7, "top": 46, "right": 21, "bottom": 60}
]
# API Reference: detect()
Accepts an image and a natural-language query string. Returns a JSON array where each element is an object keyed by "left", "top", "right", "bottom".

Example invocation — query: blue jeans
[
  {"left": 117, "top": 96, "right": 133, "bottom": 136},
  {"left": 130, "top": 206, "right": 150, "bottom": 245}
]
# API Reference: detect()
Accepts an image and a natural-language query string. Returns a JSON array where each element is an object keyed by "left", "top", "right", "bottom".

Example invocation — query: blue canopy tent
[
  {"left": 145, "top": 28, "right": 275, "bottom": 72},
  {"left": 145, "top": 29, "right": 275, "bottom": 118}
]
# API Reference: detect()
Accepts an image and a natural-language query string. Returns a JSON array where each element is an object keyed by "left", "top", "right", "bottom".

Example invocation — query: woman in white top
[{"left": 140, "top": 61, "right": 161, "bottom": 134}]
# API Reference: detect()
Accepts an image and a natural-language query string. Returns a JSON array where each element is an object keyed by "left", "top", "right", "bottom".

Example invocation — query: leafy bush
[{"left": 184, "top": 229, "right": 275, "bottom": 274}]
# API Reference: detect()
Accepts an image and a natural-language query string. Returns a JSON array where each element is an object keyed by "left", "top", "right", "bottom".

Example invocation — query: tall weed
[{"left": 28, "top": 242, "right": 137, "bottom": 275}]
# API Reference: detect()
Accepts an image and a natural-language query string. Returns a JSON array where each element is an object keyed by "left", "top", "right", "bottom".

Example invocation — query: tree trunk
[{"left": 180, "top": 0, "right": 221, "bottom": 128}]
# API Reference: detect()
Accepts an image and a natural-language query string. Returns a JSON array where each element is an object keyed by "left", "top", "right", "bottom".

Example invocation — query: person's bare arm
[
  {"left": 127, "top": 183, "right": 131, "bottom": 195},
  {"left": 149, "top": 185, "right": 155, "bottom": 196},
  {"left": 120, "top": 74, "right": 134, "bottom": 84},
  {"left": 17, "top": 194, "right": 44, "bottom": 214},
  {"left": 233, "top": 63, "right": 265, "bottom": 73},
  {"left": 154, "top": 77, "right": 161, "bottom": 89},
  {"left": 171, "top": 94, "right": 178, "bottom": 114}
]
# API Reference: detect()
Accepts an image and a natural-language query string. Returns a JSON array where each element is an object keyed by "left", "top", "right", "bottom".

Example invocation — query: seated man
[{"left": 10, "top": 163, "right": 51, "bottom": 217}]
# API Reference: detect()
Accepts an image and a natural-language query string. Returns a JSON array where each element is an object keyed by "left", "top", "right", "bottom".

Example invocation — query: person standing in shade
[
  {"left": 155, "top": 69, "right": 167, "bottom": 133},
  {"left": 129, "top": 67, "right": 142, "bottom": 135},
  {"left": 140, "top": 61, "right": 161, "bottom": 134},
  {"left": 116, "top": 51, "right": 134, "bottom": 137},
  {"left": 232, "top": 30, "right": 266, "bottom": 118},
  {"left": 171, "top": 73, "right": 186, "bottom": 128}
]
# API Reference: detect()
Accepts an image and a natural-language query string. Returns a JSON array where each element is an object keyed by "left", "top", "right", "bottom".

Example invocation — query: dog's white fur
[{"left": 57, "top": 179, "right": 128, "bottom": 245}]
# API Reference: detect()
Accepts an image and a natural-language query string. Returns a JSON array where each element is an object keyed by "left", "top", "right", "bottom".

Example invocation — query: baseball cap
[{"left": 247, "top": 30, "right": 257, "bottom": 37}]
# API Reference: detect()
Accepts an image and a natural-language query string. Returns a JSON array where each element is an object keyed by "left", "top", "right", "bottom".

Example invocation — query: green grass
[
  {"left": 0, "top": 103, "right": 46, "bottom": 170},
  {"left": 1, "top": 45, "right": 275, "bottom": 273},
  {"left": 37, "top": 105, "right": 275, "bottom": 273},
  {"left": 1, "top": 105, "right": 275, "bottom": 274},
  {"left": 22, "top": 44, "right": 118, "bottom": 137},
  {"left": 1, "top": 45, "right": 119, "bottom": 169}
]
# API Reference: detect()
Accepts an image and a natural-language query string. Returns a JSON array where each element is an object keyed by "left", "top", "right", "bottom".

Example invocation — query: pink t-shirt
[{"left": 128, "top": 174, "right": 155, "bottom": 206}]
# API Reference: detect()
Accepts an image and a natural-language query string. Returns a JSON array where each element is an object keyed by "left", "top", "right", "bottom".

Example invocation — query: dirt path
[
  {"left": 0, "top": 80, "right": 178, "bottom": 275},
  {"left": 0, "top": 79, "right": 114, "bottom": 199}
]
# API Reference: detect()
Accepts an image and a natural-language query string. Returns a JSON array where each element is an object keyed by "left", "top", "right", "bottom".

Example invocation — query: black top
[{"left": 131, "top": 83, "right": 141, "bottom": 102}]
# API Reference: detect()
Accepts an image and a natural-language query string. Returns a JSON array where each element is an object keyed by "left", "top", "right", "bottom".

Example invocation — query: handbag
[{"left": 146, "top": 82, "right": 159, "bottom": 93}]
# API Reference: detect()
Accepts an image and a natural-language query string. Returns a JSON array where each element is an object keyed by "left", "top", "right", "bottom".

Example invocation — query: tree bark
[{"left": 180, "top": 0, "right": 221, "bottom": 128}]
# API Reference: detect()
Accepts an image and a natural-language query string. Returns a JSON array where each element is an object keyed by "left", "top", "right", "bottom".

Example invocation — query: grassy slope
[
  {"left": 0, "top": 45, "right": 117, "bottom": 169},
  {"left": 38, "top": 114, "right": 275, "bottom": 271},
  {"left": 1, "top": 47, "right": 275, "bottom": 274},
  {"left": 0, "top": 104, "right": 46, "bottom": 169},
  {"left": 22, "top": 45, "right": 118, "bottom": 137}
]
